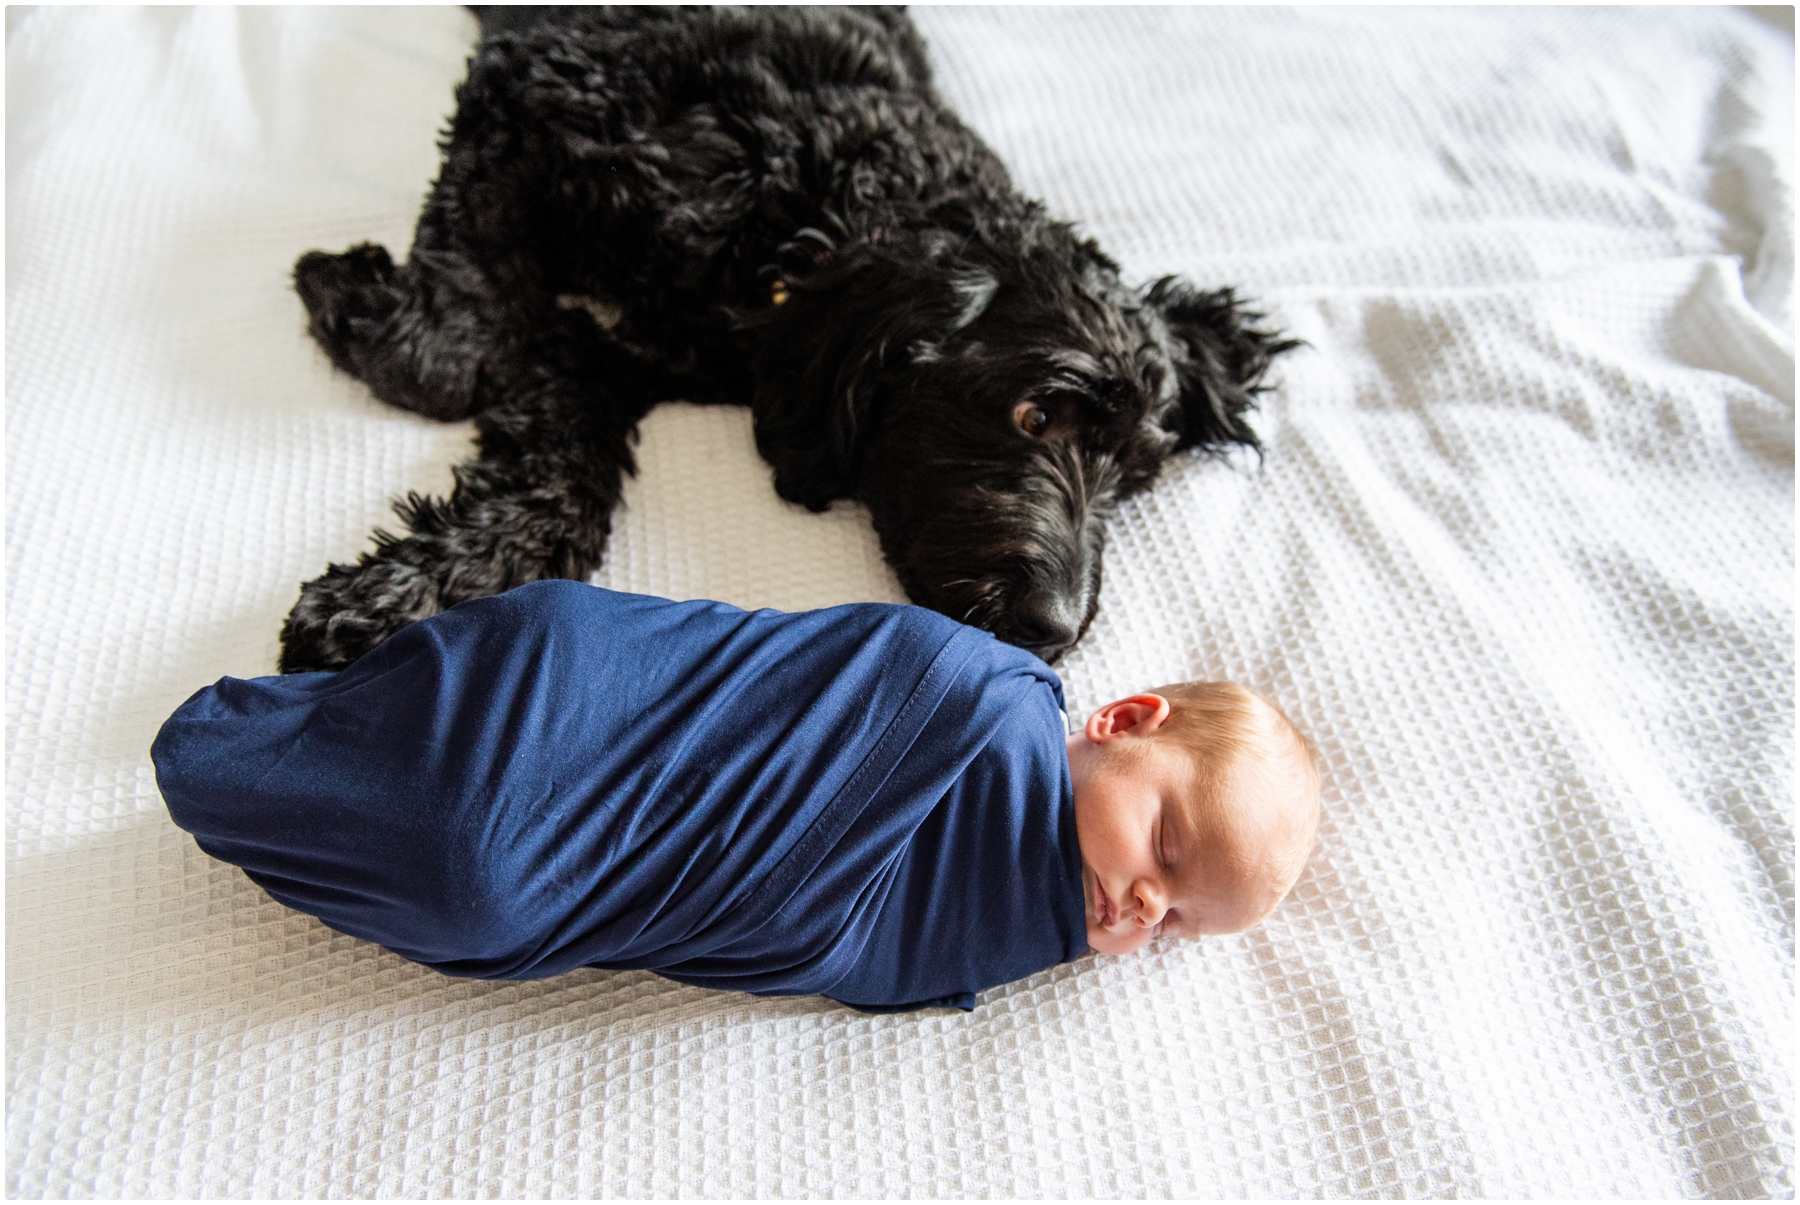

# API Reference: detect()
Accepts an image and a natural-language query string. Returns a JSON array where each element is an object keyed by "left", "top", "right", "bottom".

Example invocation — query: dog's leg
[
  {"left": 294, "top": 34, "right": 595, "bottom": 423},
  {"left": 293, "top": 230, "right": 538, "bottom": 423},
  {"left": 278, "top": 317, "right": 660, "bottom": 672}
]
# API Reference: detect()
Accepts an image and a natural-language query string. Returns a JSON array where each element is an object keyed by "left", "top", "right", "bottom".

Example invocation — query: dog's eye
[{"left": 1013, "top": 401, "right": 1051, "bottom": 438}]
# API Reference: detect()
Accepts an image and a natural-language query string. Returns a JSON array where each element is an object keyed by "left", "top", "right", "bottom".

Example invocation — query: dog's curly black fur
[{"left": 280, "top": 6, "right": 1295, "bottom": 673}]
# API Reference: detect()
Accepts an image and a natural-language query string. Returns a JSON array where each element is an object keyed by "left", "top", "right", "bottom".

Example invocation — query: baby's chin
[{"left": 1086, "top": 924, "right": 1156, "bottom": 955}]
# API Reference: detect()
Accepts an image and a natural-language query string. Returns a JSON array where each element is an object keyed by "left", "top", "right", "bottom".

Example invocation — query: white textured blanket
[{"left": 7, "top": 6, "right": 1793, "bottom": 1197}]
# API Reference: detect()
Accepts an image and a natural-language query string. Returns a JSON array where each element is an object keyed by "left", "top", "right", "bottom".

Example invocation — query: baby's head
[{"left": 1065, "top": 681, "right": 1320, "bottom": 955}]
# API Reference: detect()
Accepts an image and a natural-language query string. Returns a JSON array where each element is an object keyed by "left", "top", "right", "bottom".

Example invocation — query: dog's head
[{"left": 749, "top": 209, "right": 1295, "bottom": 663}]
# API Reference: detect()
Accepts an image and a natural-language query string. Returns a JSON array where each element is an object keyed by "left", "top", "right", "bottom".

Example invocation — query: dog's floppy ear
[
  {"left": 748, "top": 229, "right": 991, "bottom": 511},
  {"left": 1144, "top": 277, "right": 1299, "bottom": 454}
]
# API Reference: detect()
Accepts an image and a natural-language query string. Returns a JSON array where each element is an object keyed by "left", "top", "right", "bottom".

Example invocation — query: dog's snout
[{"left": 1010, "top": 589, "right": 1084, "bottom": 663}]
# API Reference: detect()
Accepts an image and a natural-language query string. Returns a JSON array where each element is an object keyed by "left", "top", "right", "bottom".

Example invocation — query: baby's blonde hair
[{"left": 1143, "top": 681, "right": 1321, "bottom": 893}]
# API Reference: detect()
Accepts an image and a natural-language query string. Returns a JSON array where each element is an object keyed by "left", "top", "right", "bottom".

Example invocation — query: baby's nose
[{"left": 1131, "top": 882, "right": 1167, "bottom": 927}]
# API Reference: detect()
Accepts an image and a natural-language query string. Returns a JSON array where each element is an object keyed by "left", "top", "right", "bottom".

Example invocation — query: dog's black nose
[{"left": 1010, "top": 590, "right": 1084, "bottom": 663}]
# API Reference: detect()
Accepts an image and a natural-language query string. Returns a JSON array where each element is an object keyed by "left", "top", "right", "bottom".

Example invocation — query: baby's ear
[
  {"left": 1086, "top": 693, "right": 1172, "bottom": 742},
  {"left": 1144, "top": 278, "right": 1300, "bottom": 454}
]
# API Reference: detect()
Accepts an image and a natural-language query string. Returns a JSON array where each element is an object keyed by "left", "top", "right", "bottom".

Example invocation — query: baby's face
[{"left": 1066, "top": 695, "right": 1296, "bottom": 956}]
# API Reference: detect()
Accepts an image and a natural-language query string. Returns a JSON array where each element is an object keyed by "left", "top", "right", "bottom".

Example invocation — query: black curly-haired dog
[{"left": 280, "top": 5, "right": 1293, "bottom": 673}]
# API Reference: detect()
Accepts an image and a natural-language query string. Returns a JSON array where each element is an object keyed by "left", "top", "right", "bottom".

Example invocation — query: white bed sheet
[{"left": 6, "top": 6, "right": 1793, "bottom": 1197}]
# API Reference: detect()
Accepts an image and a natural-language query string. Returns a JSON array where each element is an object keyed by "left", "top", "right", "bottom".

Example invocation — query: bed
[{"left": 6, "top": 6, "right": 1792, "bottom": 1197}]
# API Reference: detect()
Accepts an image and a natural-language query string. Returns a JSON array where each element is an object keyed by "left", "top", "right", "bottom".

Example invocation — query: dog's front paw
[
  {"left": 294, "top": 243, "right": 405, "bottom": 381},
  {"left": 277, "top": 553, "right": 441, "bottom": 673}
]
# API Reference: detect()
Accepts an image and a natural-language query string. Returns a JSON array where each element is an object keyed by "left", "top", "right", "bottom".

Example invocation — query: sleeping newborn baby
[{"left": 154, "top": 581, "right": 1319, "bottom": 1012}]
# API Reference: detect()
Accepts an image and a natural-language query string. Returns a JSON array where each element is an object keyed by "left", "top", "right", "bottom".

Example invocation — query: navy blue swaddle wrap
[{"left": 153, "top": 581, "right": 1088, "bottom": 1011}]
